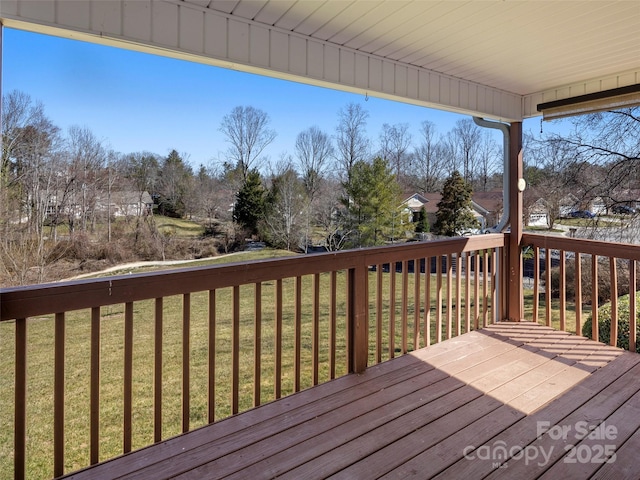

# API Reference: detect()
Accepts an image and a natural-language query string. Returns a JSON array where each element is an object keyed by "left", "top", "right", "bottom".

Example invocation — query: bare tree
[
  {"left": 314, "top": 176, "right": 347, "bottom": 251},
  {"left": 123, "top": 151, "right": 160, "bottom": 200},
  {"left": 474, "top": 132, "right": 500, "bottom": 192},
  {"left": 295, "top": 126, "right": 334, "bottom": 200},
  {"left": 450, "top": 118, "right": 482, "bottom": 183},
  {"left": 295, "top": 126, "right": 334, "bottom": 251},
  {"left": 378, "top": 122, "right": 412, "bottom": 181},
  {"left": 334, "top": 103, "right": 370, "bottom": 186},
  {"left": 264, "top": 157, "right": 306, "bottom": 251},
  {"left": 545, "top": 108, "right": 640, "bottom": 203},
  {"left": 219, "top": 105, "right": 276, "bottom": 182},
  {"left": 2, "top": 91, "right": 46, "bottom": 187},
  {"left": 66, "top": 125, "right": 108, "bottom": 232},
  {"left": 191, "top": 162, "right": 227, "bottom": 229},
  {"left": 412, "top": 120, "right": 446, "bottom": 193},
  {"left": 0, "top": 93, "right": 64, "bottom": 285},
  {"left": 528, "top": 135, "right": 582, "bottom": 229}
]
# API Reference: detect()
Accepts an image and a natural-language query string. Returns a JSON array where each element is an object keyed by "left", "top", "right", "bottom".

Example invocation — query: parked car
[
  {"left": 611, "top": 205, "right": 637, "bottom": 215},
  {"left": 569, "top": 210, "right": 595, "bottom": 218}
]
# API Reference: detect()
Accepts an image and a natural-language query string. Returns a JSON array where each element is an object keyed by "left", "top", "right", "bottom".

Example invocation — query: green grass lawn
[
  {"left": 556, "top": 217, "right": 622, "bottom": 229},
  {"left": 1, "top": 265, "right": 497, "bottom": 479},
  {"left": 153, "top": 216, "right": 206, "bottom": 237}
]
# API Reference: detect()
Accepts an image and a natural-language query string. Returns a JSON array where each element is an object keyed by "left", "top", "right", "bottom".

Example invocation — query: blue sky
[{"left": 4, "top": 27, "right": 551, "bottom": 169}]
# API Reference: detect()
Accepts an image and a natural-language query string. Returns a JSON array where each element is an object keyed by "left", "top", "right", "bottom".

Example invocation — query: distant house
[
  {"left": 46, "top": 190, "right": 153, "bottom": 219},
  {"left": 401, "top": 192, "right": 441, "bottom": 228},
  {"left": 401, "top": 191, "right": 503, "bottom": 233},
  {"left": 101, "top": 191, "right": 154, "bottom": 217},
  {"left": 589, "top": 196, "right": 607, "bottom": 215},
  {"left": 526, "top": 198, "right": 550, "bottom": 227},
  {"left": 402, "top": 193, "right": 431, "bottom": 222},
  {"left": 472, "top": 191, "right": 504, "bottom": 229}
]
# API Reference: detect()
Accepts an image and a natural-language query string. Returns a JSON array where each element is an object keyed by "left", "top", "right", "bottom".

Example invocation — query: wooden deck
[{"left": 63, "top": 322, "right": 640, "bottom": 479}]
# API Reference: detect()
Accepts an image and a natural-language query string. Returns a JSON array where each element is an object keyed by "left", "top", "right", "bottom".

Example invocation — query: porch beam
[{"left": 507, "top": 121, "right": 524, "bottom": 321}]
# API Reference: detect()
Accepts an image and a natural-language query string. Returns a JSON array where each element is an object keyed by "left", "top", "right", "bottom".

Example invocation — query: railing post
[
  {"left": 349, "top": 258, "right": 369, "bottom": 373},
  {"left": 15, "top": 318, "right": 26, "bottom": 480},
  {"left": 507, "top": 121, "right": 524, "bottom": 321}
]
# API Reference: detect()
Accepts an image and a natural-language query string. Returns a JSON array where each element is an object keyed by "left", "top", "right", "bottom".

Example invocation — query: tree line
[
  {"left": 2, "top": 86, "right": 638, "bottom": 286},
  {"left": 0, "top": 91, "right": 500, "bottom": 285}
]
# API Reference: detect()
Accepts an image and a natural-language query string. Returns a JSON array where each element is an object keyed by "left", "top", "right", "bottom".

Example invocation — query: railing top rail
[
  {"left": 0, "top": 234, "right": 506, "bottom": 321},
  {"left": 523, "top": 233, "right": 640, "bottom": 261}
]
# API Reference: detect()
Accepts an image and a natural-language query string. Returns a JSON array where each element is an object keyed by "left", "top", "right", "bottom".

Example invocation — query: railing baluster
[
  {"left": 402, "top": 260, "right": 408, "bottom": 353},
  {"left": 294, "top": 276, "right": 302, "bottom": 392},
  {"left": 491, "top": 249, "right": 498, "bottom": 324},
  {"left": 413, "top": 257, "right": 421, "bottom": 350},
  {"left": 533, "top": 246, "right": 540, "bottom": 323},
  {"left": 609, "top": 258, "right": 618, "bottom": 347},
  {"left": 330, "top": 271, "right": 337, "bottom": 379},
  {"left": 456, "top": 253, "right": 462, "bottom": 335},
  {"left": 275, "top": 279, "right": 282, "bottom": 399},
  {"left": 559, "top": 250, "right": 566, "bottom": 332},
  {"left": 465, "top": 253, "right": 471, "bottom": 332},
  {"left": 482, "top": 250, "right": 489, "bottom": 327},
  {"left": 474, "top": 252, "right": 480, "bottom": 330},
  {"left": 446, "top": 254, "right": 452, "bottom": 339},
  {"left": 436, "top": 256, "right": 443, "bottom": 343},
  {"left": 207, "top": 292, "right": 215, "bottom": 422},
  {"left": 630, "top": 260, "right": 637, "bottom": 353},
  {"left": 155, "top": 298, "right": 163, "bottom": 439},
  {"left": 183, "top": 294, "right": 191, "bottom": 430},
  {"left": 313, "top": 273, "right": 320, "bottom": 386},
  {"left": 389, "top": 264, "right": 396, "bottom": 357},
  {"left": 15, "top": 317, "right": 26, "bottom": 480},
  {"left": 575, "top": 253, "right": 582, "bottom": 334},
  {"left": 345, "top": 272, "right": 350, "bottom": 370},
  {"left": 376, "top": 265, "right": 383, "bottom": 363},
  {"left": 425, "top": 257, "right": 431, "bottom": 347},
  {"left": 592, "top": 255, "right": 599, "bottom": 342},
  {"left": 124, "top": 302, "right": 133, "bottom": 453},
  {"left": 90, "top": 307, "right": 100, "bottom": 462},
  {"left": 231, "top": 287, "right": 239, "bottom": 414},
  {"left": 54, "top": 312, "right": 65, "bottom": 477},
  {"left": 545, "top": 248, "right": 552, "bottom": 327},
  {"left": 253, "top": 283, "right": 261, "bottom": 407}
]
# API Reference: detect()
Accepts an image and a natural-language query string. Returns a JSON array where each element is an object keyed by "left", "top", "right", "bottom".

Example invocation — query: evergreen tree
[
  {"left": 414, "top": 206, "right": 429, "bottom": 233},
  {"left": 156, "top": 149, "right": 192, "bottom": 218},
  {"left": 342, "top": 157, "right": 410, "bottom": 247},
  {"left": 433, "top": 170, "right": 479, "bottom": 236},
  {"left": 233, "top": 169, "right": 266, "bottom": 236}
]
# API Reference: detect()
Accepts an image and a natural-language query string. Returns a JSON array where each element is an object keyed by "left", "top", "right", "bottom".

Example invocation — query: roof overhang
[{"left": 1, "top": 0, "right": 639, "bottom": 122}]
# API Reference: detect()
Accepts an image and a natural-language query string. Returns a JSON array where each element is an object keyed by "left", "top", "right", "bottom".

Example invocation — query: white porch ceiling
[{"left": 1, "top": 0, "right": 639, "bottom": 121}]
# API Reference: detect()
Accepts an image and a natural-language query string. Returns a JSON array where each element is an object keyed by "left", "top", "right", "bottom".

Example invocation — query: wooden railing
[
  {"left": 523, "top": 233, "right": 640, "bottom": 352},
  {"left": 0, "top": 234, "right": 505, "bottom": 480}
]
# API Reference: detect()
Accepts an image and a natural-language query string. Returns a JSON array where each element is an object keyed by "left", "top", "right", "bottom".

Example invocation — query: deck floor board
[{"left": 62, "top": 322, "right": 640, "bottom": 480}]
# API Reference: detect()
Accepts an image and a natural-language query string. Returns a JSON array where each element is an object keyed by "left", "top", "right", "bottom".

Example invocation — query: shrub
[
  {"left": 582, "top": 291, "right": 640, "bottom": 351},
  {"left": 47, "top": 233, "right": 94, "bottom": 262}
]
